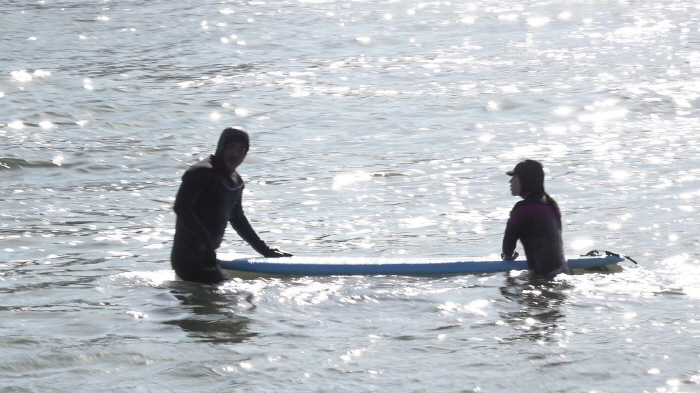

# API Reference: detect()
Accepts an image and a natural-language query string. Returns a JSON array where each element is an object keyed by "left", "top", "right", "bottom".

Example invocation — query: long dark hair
[{"left": 543, "top": 192, "right": 562, "bottom": 224}]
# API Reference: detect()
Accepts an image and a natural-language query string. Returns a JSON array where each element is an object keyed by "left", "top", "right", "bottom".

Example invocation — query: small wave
[
  {"left": 0, "top": 157, "right": 59, "bottom": 170},
  {"left": 115, "top": 270, "right": 176, "bottom": 287}
]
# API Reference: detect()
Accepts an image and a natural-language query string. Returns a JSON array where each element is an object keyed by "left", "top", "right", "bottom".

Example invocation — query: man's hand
[
  {"left": 263, "top": 247, "right": 293, "bottom": 258},
  {"left": 501, "top": 251, "right": 519, "bottom": 261}
]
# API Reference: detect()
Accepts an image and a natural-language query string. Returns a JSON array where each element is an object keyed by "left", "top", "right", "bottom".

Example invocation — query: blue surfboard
[{"left": 218, "top": 254, "right": 626, "bottom": 277}]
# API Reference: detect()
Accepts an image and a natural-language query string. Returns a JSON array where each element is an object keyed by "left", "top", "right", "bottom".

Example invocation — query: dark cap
[
  {"left": 506, "top": 159, "right": 543, "bottom": 178},
  {"left": 506, "top": 160, "right": 545, "bottom": 196}
]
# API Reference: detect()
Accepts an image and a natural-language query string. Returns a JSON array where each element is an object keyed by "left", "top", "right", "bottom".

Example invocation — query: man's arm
[{"left": 229, "top": 196, "right": 291, "bottom": 257}]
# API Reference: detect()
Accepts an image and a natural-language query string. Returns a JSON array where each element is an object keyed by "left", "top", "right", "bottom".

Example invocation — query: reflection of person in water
[
  {"left": 498, "top": 276, "right": 571, "bottom": 342},
  {"left": 166, "top": 283, "right": 256, "bottom": 344},
  {"left": 502, "top": 160, "right": 569, "bottom": 276},
  {"left": 171, "top": 127, "right": 291, "bottom": 284}
]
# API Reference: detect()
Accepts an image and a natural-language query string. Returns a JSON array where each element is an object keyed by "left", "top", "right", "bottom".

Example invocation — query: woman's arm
[{"left": 501, "top": 209, "right": 520, "bottom": 260}]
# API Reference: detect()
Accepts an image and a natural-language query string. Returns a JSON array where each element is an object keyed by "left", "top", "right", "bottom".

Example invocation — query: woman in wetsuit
[
  {"left": 171, "top": 127, "right": 291, "bottom": 284},
  {"left": 501, "top": 160, "right": 569, "bottom": 276}
]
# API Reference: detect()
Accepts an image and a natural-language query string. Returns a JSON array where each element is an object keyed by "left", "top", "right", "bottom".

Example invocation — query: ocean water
[{"left": 1, "top": 1, "right": 699, "bottom": 392}]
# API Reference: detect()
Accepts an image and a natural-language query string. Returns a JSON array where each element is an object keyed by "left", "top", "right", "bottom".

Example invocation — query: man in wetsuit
[
  {"left": 171, "top": 127, "right": 291, "bottom": 284},
  {"left": 501, "top": 160, "right": 568, "bottom": 276}
]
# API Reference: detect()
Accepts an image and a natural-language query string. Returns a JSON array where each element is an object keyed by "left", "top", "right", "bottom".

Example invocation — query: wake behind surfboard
[{"left": 218, "top": 253, "right": 628, "bottom": 278}]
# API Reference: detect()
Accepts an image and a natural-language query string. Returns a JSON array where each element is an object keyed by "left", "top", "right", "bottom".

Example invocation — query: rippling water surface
[{"left": 2, "top": 1, "right": 700, "bottom": 392}]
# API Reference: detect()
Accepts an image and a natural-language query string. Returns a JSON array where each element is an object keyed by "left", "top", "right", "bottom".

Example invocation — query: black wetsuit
[
  {"left": 171, "top": 158, "right": 273, "bottom": 283},
  {"left": 171, "top": 158, "right": 274, "bottom": 283},
  {"left": 502, "top": 192, "right": 567, "bottom": 275}
]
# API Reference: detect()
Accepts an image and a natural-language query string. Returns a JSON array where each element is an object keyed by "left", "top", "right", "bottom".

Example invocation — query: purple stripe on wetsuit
[{"left": 505, "top": 204, "right": 559, "bottom": 234}]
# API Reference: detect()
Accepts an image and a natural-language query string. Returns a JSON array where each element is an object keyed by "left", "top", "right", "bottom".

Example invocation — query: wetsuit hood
[
  {"left": 507, "top": 159, "right": 545, "bottom": 197},
  {"left": 212, "top": 127, "right": 250, "bottom": 173},
  {"left": 215, "top": 127, "right": 250, "bottom": 157}
]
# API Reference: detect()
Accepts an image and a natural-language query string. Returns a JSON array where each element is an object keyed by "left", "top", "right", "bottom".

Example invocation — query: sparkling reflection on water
[{"left": 2, "top": 0, "right": 700, "bottom": 391}]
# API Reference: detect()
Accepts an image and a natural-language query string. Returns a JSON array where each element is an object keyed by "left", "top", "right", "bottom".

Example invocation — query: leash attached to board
[{"left": 583, "top": 249, "right": 638, "bottom": 265}]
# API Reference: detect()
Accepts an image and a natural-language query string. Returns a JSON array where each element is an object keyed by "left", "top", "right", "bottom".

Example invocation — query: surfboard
[{"left": 218, "top": 254, "right": 626, "bottom": 277}]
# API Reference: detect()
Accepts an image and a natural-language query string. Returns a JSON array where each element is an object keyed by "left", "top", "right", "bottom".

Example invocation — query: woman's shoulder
[
  {"left": 510, "top": 199, "right": 530, "bottom": 213},
  {"left": 511, "top": 194, "right": 548, "bottom": 211},
  {"left": 510, "top": 195, "right": 559, "bottom": 220}
]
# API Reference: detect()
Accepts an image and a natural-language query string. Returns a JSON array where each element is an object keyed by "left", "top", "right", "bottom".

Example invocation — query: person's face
[
  {"left": 509, "top": 174, "right": 521, "bottom": 196},
  {"left": 223, "top": 141, "right": 248, "bottom": 170}
]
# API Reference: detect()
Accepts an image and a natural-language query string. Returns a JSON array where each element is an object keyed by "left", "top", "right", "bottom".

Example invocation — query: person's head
[
  {"left": 506, "top": 159, "right": 545, "bottom": 197},
  {"left": 215, "top": 127, "right": 250, "bottom": 170}
]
